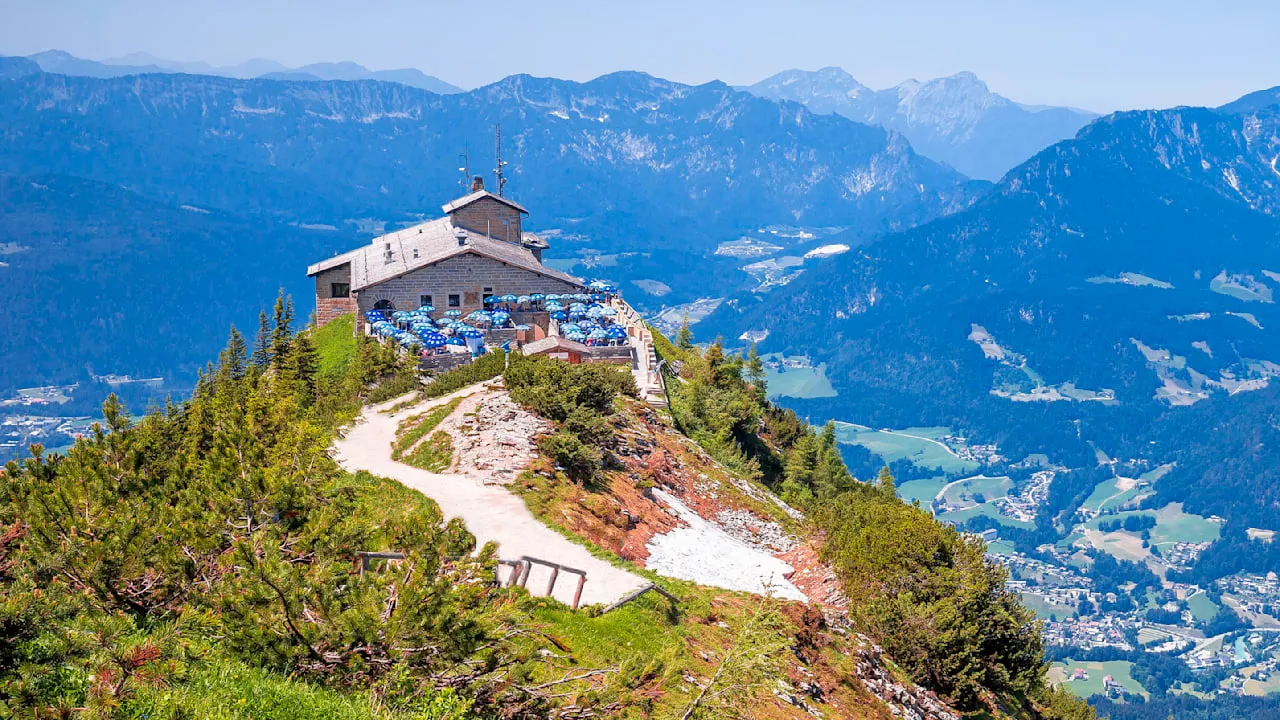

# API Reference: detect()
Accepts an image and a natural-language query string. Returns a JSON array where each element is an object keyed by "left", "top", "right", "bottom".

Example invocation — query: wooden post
[
  {"left": 517, "top": 559, "right": 532, "bottom": 588},
  {"left": 545, "top": 566, "right": 560, "bottom": 597},
  {"left": 572, "top": 574, "right": 586, "bottom": 610}
]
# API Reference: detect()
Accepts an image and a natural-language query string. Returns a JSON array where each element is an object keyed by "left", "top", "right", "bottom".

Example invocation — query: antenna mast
[
  {"left": 457, "top": 145, "right": 470, "bottom": 192},
  {"left": 494, "top": 123, "right": 508, "bottom": 197}
]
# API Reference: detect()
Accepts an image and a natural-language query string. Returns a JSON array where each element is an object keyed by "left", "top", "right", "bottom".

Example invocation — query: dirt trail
[{"left": 333, "top": 385, "right": 648, "bottom": 607}]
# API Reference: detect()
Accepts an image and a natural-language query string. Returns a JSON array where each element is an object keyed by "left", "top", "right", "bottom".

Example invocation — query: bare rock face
[
  {"left": 849, "top": 635, "right": 961, "bottom": 720},
  {"left": 445, "top": 390, "right": 552, "bottom": 484}
]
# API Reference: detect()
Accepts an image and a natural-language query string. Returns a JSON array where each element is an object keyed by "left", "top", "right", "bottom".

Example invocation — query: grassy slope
[{"left": 313, "top": 313, "right": 357, "bottom": 380}]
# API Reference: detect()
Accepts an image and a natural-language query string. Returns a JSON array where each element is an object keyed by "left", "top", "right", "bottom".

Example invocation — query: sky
[{"left": 3, "top": 0, "right": 1278, "bottom": 112}]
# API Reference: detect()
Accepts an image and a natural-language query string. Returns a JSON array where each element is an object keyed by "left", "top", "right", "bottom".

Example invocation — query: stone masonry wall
[
  {"left": 313, "top": 263, "right": 356, "bottom": 327},
  {"left": 450, "top": 197, "right": 523, "bottom": 245},
  {"left": 355, "top": 253, "right": 580, "bottom": 320}
]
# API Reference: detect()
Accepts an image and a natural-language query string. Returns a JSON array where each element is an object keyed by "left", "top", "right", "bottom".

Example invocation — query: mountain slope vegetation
[
  {"left": 708, "top": 93, "right": 1280, "bottom": 546},
  {"left": 0, "top": 301, "right": 1092, "bottom": 718}
]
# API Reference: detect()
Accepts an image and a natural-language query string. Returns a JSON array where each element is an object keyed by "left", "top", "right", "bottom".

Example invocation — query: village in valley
[{"left": 822, "top": 419, "right": 1280, "bottom": 702}]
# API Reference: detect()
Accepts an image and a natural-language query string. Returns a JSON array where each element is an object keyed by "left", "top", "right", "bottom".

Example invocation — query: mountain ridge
[{"left": 747, "top": 66, "right": 1099, "bottom": 180}]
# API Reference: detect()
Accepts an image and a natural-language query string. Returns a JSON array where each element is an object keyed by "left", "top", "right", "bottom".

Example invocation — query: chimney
[
  {"left": 471, "top": 175, "right": 484, "bottom": 192},
  {"left": 455, "top": 228, "right": 469, "bottom": 246}
]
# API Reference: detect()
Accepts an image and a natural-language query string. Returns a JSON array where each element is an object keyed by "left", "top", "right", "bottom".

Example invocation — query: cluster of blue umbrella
[
  {"left": 560, "top": 320, "right": 629, "bottom": 345},
  {"left": 484, "top": 290, "right": 615, "bottom": 312},
  {"left": 364, "top": 306, "right": 497, "bottom": 353}
]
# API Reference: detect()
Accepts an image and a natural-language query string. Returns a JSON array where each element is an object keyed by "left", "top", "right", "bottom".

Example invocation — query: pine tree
[
  {"left": 219, "top": 325, "right": 248, "bottom": 381},
  {"left": 745, "top": 343, "right": 766, "bottom": 393},
  {"left": 876, "top": 466, "right": 897, "bottom": 499},
  {"left": 269, "top": 290, "right": 294, "bottom": 366},
  {"left": 289, "top": 332, "right": 320, "bottom": 405},
  {"left": 252, "top": 311, "right": 272, "bottom": 368},
  {"left": 675, "top": 316, "right": 695, "bottom": 350}
]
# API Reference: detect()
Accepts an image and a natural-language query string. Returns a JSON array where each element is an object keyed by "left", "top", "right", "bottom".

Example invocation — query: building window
[
  {"left": 419, "top": 294, "right": 433, "bottom": 308},
  {"left": 331, "top": 282, "right": 350, "bottom": 298},
  {"left": 448, "top": 294, "right": 461, "bottom": 307},
  {"left": 483, "top": 288, "right": 494, "bottom": 308}
]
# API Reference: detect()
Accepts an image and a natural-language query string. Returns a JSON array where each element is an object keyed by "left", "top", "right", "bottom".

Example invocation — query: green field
[
  {"left": 1080, "top": 503, "right": 1221, "bottom": 547},
  {"left": 763, "top": 356, "right": 838, "bottom": 399},
  {"left": 834, "top": 422, "right": 978, "bottom": 474},
  {"left": 1022, "top": 592, "right": 1076, "bottom": 621},
  {"left": 987, "top": 539, "right": 1017, "bottom": 556},
  {"left": 1186, "top": 591, "right": 1220, "bottom": 623},
  {"left": 940, "top": 475, "right": 1013, "bottom": 508},
  {"left": 897, "top": 476, "right": 949, "bottom": 505},
  {"left": 1049, "top": 660, "right": 1150, "bottom": 700},
  {"left": 938, "top": 502, "right": 1036, "bottom": 530}
]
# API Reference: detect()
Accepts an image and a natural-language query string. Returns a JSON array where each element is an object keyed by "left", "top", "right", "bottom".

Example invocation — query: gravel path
[{"left": 333, "top": 386, "right": 649, "bottom": 608}]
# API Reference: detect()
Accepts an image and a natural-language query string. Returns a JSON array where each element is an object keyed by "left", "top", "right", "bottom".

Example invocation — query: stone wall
[
  {"left": 450, "top": 197, "right": 522, "bottom": 245},
  {"left": 354, "top": 253, "right": 581, "bottom": 319},
  {"left": 314, "top": 263, "right": 355, "bottom": 326},
  {"left": 316, "top": 297, "right": 358, "bottom": 326}
]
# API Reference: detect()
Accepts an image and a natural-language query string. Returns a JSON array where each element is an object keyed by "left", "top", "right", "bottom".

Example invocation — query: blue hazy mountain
[
  {"left": 24, "top": 49, "right": 462, "bottom": 93},
  {"left": 709, "top": 89, "right": 1280, "bottom": 528},
  {"left": 747, "top": 67, "right": 1099, "bottom": 181},
  {"left": 0, "top": 67, "right": 981, "bottom": 390}
]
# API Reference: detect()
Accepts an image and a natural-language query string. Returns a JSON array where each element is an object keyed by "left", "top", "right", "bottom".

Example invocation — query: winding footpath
[{"left": 332, "top": 386, "right": 649, "bottom": 608}]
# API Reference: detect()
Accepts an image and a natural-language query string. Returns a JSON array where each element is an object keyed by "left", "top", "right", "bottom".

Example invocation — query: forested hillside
[{"left": 0, "top": 301, "right": 1091, "bottom": 719}]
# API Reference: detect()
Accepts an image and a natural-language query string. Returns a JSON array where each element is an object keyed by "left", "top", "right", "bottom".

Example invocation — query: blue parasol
[
  {"left": 443, "top": 309, "right": 462, "bottom": 317},
  {"left": 550, "top": 310, "right": 568, "bottom": 321}
]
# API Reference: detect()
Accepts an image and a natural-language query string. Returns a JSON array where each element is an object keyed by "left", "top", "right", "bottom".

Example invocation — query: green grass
[
  {"left": 312, "top": 314, "right": 358, "bottom": 380},
  {"left": 1021, "top": 592, "right": 1076, "bottom": 621},
  {"left": 833, "top": 422, "right": 978, "bottom": 475},
  {"left": 897, "top": 476, "right": 949, "bottom": 505},
  {"left": 127, "top": 655, "right": 471, "bottom": 720},
  {"left": 938, "top": 502, "right": 1036, "bottom": 530},
  {"left": 1186, "top": 591, "right": 1220, "bottom": 623},
  {"left": 986, "top": 539, "right": 1017, "bottom": 556},
  {"left": 763, "top": 361, "right": 838, "bottom": 399},
  {"left": 1049, "top": 660, "right": 1150, "bottom": 700},
  {"left": 1078, "top": 504, "right": 1221, "bottom": 547},
  {"left": 406, "top": 431, "right": 454, "bottom": 473},
  {"left": 393, "top": 397, "right": 465, "bottom": 461},
  {"left": 939, "top": 475, "right": 1012, "bottom": 508}
]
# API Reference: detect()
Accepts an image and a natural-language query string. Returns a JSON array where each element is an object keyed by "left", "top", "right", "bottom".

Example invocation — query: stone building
[{"left": 307, "top": 177, "right": 579, "bottom": 330}]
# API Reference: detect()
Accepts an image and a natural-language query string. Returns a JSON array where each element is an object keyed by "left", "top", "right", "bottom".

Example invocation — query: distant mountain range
[
  {"left": 746, "top": 67, "right": 1099, "bottom": 181},
  {"left": 23, "top": 49, "right": 463, "bottom": 93},
  {"left": 0, "top": 64, "right": 980, "bottom": 390},
  {"left": 709, "top": 87, "right": 1280, "bottom": 527}
]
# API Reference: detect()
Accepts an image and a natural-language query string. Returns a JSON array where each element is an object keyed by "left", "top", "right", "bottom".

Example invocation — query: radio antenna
[
  {"left": 494, "top": 123, "right": 508, "bottom": 197},
  {"left": 457, "top": 145, "right": 470, "bottom": 192}
]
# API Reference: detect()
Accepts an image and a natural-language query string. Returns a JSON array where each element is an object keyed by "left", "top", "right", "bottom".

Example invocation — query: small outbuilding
[{"left": 521, "top": 336, "right": 593, "bottom": 364}]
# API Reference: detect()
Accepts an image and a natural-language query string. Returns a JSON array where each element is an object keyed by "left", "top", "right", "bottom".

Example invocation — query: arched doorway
[{"left": 373, "top": 299, "right": 395, "bottom": 312}]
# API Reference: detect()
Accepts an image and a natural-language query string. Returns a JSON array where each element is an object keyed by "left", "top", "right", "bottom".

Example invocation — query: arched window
[{"left": 374, "top": 299, "right": 395, "bottom": 312}]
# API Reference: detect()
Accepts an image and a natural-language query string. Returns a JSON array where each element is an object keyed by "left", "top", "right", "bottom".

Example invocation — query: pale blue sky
[{"left": 2, "top": 0, "right": 1277, "bottom": 112}]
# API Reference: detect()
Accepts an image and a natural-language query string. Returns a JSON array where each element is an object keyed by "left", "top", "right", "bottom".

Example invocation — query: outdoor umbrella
[
  {"left": 588, "top": 328, "right": 609, "bottom": 340},
  {"left": 601, "top": 307, "right": 618, "bottom": 317},
  {"left": 606, "top": 326, "right": 628, "bottom": 339},
  {"left": 517, "top": 295, "right": 531, "bottom": 305},
  {"left": 514, "top": 324, "right": 532, "bottom": 331},
  {"left": 529, "top": 294, "right": 545, "bottom": 301},
  {"left": 500, "top": 294, "right": 518, "bottom": 303},
  {"left": 417, "top": 305, "right": 434, "bottom": 313},
  {"left": 459, "top": 327, "right": 484, "bottom": 339},
  {"left": 491, "top": 311, "right": 511, "bottom": 325},
  {"left": 565, "top": 330, "right": 587, "bottom": 342},
  {"left": 484, "top": 296, "right": 499, "bottom": 303},
  {"left": 550, "top": 311, "right": 568, "bottom": 321},
  {"left": 444, "top": 309, "right": 462, "bottom": 317},
  {"left": 420, "top": 331, "right": 447, "bottom": 348}
]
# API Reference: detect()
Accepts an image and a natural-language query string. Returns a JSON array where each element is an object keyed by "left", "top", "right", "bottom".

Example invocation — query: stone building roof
[
  {"left": 441, "top": 190, "right": 529, "bottom": 215},
  {"left": 306, "top": 216, "right": 581, "bottom": 292}
]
